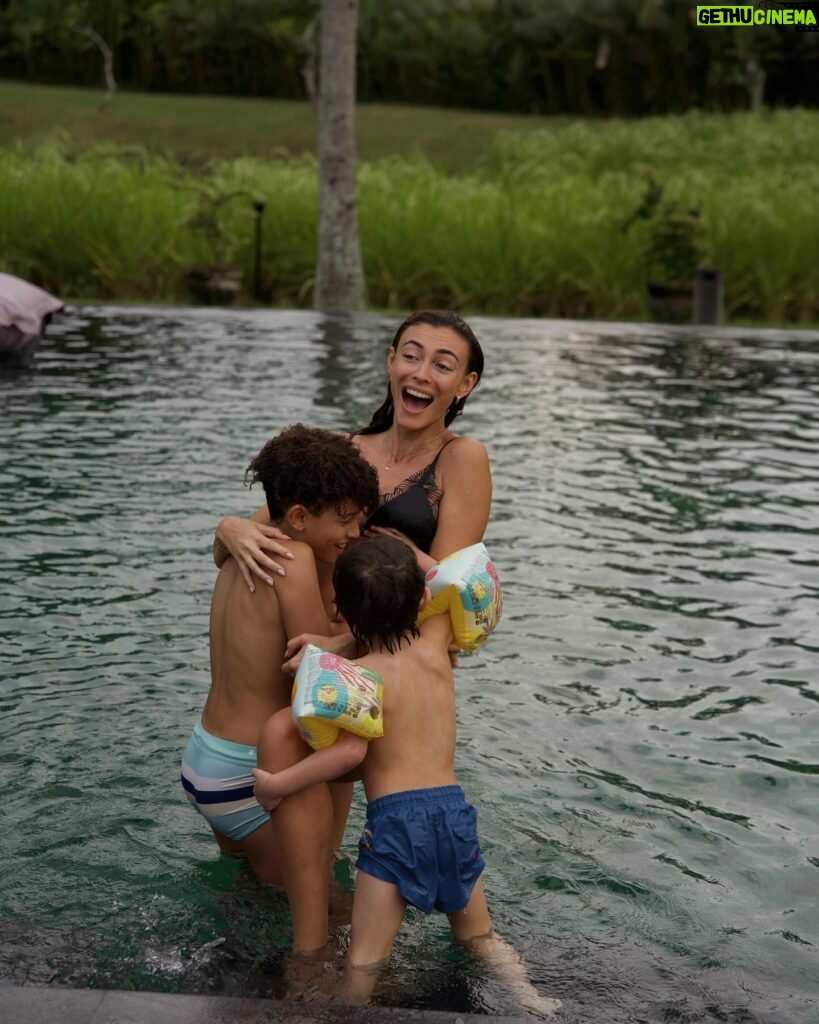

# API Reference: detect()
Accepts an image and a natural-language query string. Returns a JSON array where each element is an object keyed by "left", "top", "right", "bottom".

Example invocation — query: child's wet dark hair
[
  {"left": 333, "top": 536, "right": 426, "bottom": 653},
  {"left": 246, "top": 423, "right": 379, "bottom": 521}
]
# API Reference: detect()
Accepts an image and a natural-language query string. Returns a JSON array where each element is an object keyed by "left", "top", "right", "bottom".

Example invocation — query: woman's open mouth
[{"left": 401, "top": 387, "right": 434, "bottom": 413}]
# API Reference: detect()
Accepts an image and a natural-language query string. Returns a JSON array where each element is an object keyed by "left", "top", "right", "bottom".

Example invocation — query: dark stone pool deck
[{"left": 1, "top": 985, "right": 529, "bottom": 1024}]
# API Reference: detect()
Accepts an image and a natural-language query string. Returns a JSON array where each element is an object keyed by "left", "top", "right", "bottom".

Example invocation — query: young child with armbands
[{"left": 252, "top": 536, "right": 559, "bottom": 1015}]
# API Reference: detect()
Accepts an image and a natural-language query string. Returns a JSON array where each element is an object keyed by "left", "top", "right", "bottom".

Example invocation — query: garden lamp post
[{"left": 252, "top": 198, "right": 266, "bottom": 301}]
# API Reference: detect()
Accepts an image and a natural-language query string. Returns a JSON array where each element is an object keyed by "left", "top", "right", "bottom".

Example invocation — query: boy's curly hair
[
  {"left": 246, "top": 424, "right": 380, "bottom": 521},
  {"left": 333, "top": 536, "right": 425, "bottom": 653}
]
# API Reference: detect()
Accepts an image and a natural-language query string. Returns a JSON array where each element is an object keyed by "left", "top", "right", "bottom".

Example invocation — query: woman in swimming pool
[{"left": 215, "top": 309, "right": 491, "bottom": 585}]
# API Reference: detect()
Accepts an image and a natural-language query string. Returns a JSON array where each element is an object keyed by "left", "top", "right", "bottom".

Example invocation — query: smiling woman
[
  {"left": 352, "top": 310, "right": 489, "bottom": 572},
  {"left": 215, "top": 310, "right": 492, "bottom": 585}
]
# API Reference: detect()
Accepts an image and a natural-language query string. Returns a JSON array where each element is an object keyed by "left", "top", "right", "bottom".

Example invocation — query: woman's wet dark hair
[
  {"left": 357, "top": 310, "right": 484, "bottom": 435},
  {"left": 333, "top": 536, "right": 426, "bottom": 653}
]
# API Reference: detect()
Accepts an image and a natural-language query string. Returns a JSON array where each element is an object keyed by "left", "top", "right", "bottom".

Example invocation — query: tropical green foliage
[
  {"left": 644, "top": 212, "right": 704, "bottom": 287},
  {"left": 2, "top": 109, "right": 815, "bottom": 323},
  {"left": 0, "top": 0, "right": 814, "bottom": 115},
  {"left": 622, "top": 170, "right": 705, "bottom": 286}
]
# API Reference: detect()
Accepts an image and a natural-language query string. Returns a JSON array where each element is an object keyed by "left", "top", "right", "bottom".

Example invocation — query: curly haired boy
[{"left": 181, "top": 424, "right": 379, "bottom": 952}]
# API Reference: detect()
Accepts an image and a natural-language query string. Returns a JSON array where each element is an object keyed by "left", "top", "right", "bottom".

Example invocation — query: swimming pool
[{"left": 1, "top": 307, "right": 817, "bottom": 1022}]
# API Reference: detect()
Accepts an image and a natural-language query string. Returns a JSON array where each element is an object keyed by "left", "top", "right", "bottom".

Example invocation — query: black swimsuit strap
[
  {"left": 379, "top": 436, "right": 457, "bottom": 501},
  {"left": 428, "top": 436, "right": 457, "bottom": 470}
]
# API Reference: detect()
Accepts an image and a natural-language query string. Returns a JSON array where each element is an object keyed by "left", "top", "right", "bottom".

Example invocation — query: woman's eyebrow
[{"left": 401, "top": 338, "right": 460, "bottom": 361}]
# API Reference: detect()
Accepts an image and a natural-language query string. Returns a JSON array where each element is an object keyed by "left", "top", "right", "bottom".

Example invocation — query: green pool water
[{"left": 1, "top": 307, "right": 817, "bottom": 1022}]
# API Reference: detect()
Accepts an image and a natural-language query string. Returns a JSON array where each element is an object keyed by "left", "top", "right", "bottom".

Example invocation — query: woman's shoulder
[
  {"left": 438, "top": 434, "right": 489, "bottom": 469},
  {"left": 349, "top": 430, "right": 384, "bottom": 455}
]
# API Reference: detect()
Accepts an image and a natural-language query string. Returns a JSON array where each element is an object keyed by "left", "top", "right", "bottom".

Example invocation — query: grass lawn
[
  {"left": 2, "top": 81, "right": 816, "bottom": 324},
  {"left": 0, "top": 79, "right": 562, "bottom": 170}
]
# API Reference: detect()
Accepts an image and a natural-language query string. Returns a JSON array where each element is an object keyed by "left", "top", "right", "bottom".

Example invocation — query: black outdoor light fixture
[{"left": 252, "top": 198, "right": 266, "bottom": 301}]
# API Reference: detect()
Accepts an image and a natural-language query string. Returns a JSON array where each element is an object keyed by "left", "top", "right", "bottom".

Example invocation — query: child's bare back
[{"left": 355, "top": 613, "right": 457, "bottom": 802}]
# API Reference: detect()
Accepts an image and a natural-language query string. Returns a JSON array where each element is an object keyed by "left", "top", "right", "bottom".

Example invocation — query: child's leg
[
  {"left": 252, "top": 714, "right": 358, "bottom": 938},
  {"left": 328, "top": 780, "right": 353, "bottom": 851},
  {"left": 341, "top": 870, "right": 408, "bottom": 1004},
  {"left": 327, "top": 781, "right": 355, "bottom": 927},
  {"left": 205, "top": 712, "right": 296, "bottom": 887},
  {"left": 448, "top": 880, "right": 561, "bottom": 1019},
  {"left": 447, "top": 876, "right": 492, "bottom": 943},
  {"left": 253, "top": 708, "right": 305, "bottom": 811},
  {"left": 213, "top": 821, "right": 284, "bottom": 889},
  {"left": 252, "top": 708, "right": 300, "bottom": 810},
  {"left": 256, "top": 709, "right": 334, "bottom": 953},
  {"left": 347, "top": 870, "right": 407, "bottom": 965}
]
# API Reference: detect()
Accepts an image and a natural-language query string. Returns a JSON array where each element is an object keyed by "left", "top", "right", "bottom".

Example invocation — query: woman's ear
[
  {"left": 456, "top": 371, "right": 479, "bottom": 398},
  {"left": 283, "top": 505, "right": 307, "bottom": 534}
]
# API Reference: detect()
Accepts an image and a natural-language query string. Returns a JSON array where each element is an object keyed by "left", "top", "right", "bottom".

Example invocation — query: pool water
[{"left": 1, "top": 307, "right": 817, "bottom": 1022}]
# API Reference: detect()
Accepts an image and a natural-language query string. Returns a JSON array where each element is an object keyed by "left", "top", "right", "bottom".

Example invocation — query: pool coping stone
[{"left": 0, "top": 985, "right": 530, "bottom": 1024}]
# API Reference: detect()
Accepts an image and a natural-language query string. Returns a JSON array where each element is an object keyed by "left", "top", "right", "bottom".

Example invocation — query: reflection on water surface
[{"left": 1, "top": 307, "right": 817, "bottom": 1022}]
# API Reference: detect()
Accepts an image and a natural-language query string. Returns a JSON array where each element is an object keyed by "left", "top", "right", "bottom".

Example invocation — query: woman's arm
[
  {"left": 430, "top": 436, "right": 492, "bottom": 562},
  {"left": 214, "top": 505, "right": 295, "bottom": 592}
]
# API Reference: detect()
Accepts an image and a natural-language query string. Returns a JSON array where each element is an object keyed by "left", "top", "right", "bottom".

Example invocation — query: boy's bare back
[
  {"left": 356, "top": 614, "right": 458, "bottom": 802},
  {"left": 203, "top": 543, "right": 332, "bottom": 747}
]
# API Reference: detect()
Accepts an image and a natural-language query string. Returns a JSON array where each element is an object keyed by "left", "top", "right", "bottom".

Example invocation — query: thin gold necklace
[{"left": 384, "top": 427, "right": 447, "bottom": 470}]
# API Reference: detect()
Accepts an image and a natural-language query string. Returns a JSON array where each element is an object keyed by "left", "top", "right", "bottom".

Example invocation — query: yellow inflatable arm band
[
  {"left": 290, "top": 644, "right": 384, "bottom": 751},
  {"left": 416, "top": 542, "right": 502, "bottom": 652}
]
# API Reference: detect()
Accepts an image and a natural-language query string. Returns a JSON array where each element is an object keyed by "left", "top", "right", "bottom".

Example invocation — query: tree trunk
[
  {"left": 314, "top": 0, "right": 367, "bottom": 313},
  {"left": 75, "top": 27, "right": 116, "bottom": 111}
]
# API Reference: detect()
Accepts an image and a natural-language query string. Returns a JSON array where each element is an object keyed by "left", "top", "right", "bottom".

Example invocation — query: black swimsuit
[{"left": 364, "top": 440, "right": 454, "bottom": 554}]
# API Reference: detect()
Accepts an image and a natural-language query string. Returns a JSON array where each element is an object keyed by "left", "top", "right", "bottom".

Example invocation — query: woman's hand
[
  {"left": 363, "top": 525, "right": 436, "bottom": 575},
  {"left": 282, "top": 631, "right": 357, "bottom": 675},
  {"left": 215, "top": 516, "right": 294, "bottom": 592}
]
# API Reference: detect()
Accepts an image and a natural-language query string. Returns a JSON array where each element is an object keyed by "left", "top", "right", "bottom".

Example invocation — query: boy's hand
[
  {"left": 252, "top": 767, "right": 283, "bottom": 812},
  {"left": 282, "top": 631, "right": 357, "bottom": 675}
]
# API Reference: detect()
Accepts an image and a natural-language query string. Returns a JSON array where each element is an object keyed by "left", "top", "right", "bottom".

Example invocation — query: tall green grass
[{"left": 1, "top": 109, "right": 816, "bottom": 323}]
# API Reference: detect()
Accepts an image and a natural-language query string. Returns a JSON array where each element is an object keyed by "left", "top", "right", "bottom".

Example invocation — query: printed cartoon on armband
[
  {"left": 290, "top": 643, "right": 384, "bottom": 751},
  {"left": 416, "top": 542, "right": 502, "bottom": 652}
]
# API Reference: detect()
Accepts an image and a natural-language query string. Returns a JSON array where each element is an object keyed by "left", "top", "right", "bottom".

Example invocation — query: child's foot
[
  {"left": 464, "top": 931, "right": 561, "bottom": 1019},
  {"left": 251, "top": 767, "right": 282, "bottom": 811},
  {"left": 284, "top": 944, "right": 341, "bottom": 1002},
  {"left": 520, "top": 992, "right": 562, "bottom": 1019}
]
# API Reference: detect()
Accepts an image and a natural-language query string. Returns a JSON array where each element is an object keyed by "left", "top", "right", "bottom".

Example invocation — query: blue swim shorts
[
  {"left": 180, "top": 720, "right": 269, "bottom": 841},
  {"left": 356, "top": 785, "right": 485, "bottom": 914}
]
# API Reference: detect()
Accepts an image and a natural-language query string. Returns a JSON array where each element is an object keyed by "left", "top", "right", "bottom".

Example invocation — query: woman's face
[{"left": 387, "top": 324, "right": 478, "bottom": 430}]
